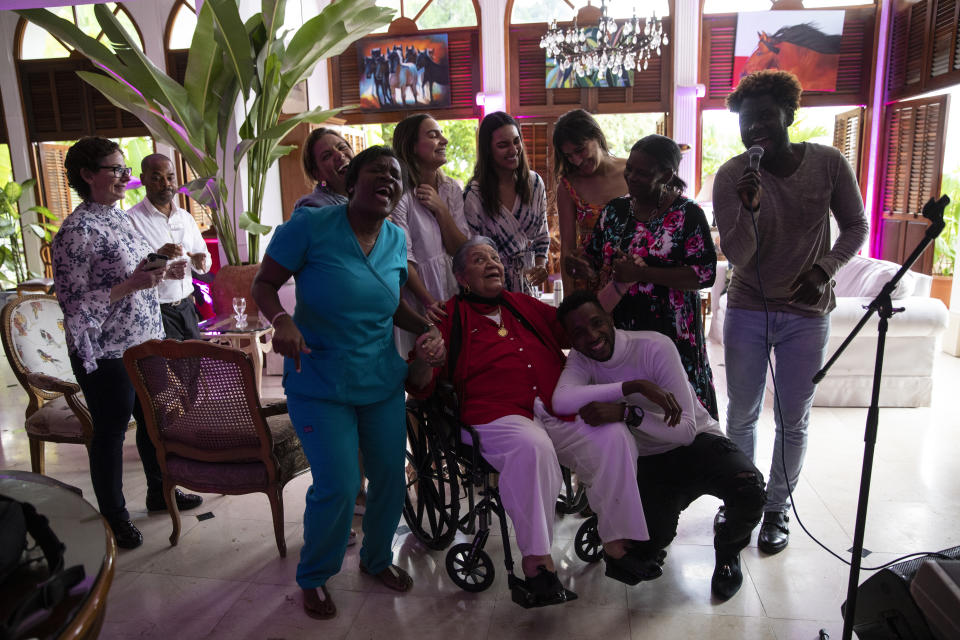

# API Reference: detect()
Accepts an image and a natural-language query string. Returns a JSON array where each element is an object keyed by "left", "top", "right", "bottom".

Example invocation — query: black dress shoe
[
  {"left": 605, "top": 551, "right": 664, "bottom": 585},
  {"left": 146, "top": 489, "right": 204, "bottom": 512},
  {"left": 509, "top": 566, "right": 578, "bottom": 609},
  {"left": 109, "top": 519, "right": 143, "bottom": 549},
  {"left": 711, "top": 554, "right": 742, "bottom": 600},
  {"left": 758, "top": 511, "right": 790, "bottom": 554},
  {"left": 713, "top": 506, "right": 727, "bottom": 535}
]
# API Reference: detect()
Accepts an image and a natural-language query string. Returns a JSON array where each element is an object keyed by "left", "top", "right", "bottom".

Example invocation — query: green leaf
[
  {"left": 26, "top": 206, "right": 56, "bottom": 221},
  {"left": 16, "top": 9, "right": 117, "bottom": 70},
  {"left": 4, "top": 182, "right": 22, "bottom": 202},
  {"left": 238, "top": 211, "right": 271, "bottom": 235},
  {"left": 0, "top": 220, "right": 16, "bottom": 237},
  {"left": 262, "top": 0, "right": 286, "bottom": 40},
  {"left": 207, "top": 0, "right": 254, "bottom": 96},
  {"left": 234, "top": 139, "right": 257, "bottom": 171},
  {"left": 184, "top": 2, "right": 223, "bottom": 132}
]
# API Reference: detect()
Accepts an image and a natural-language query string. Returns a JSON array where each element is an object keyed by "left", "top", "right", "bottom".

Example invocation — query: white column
[
  {"left": 671, "top": 0, "right": 700, "bottom": 190},
  {"left": 479, "top": 0, "right": 507, "bottom": 114}
]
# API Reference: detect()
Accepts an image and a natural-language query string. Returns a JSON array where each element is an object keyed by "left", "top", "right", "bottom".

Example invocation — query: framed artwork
[
  {"left": 357, "top": 33, "right": 451, "bottom": 111},
  {"left": 733, "top": 10, "right": 845, "bottom": 92}
]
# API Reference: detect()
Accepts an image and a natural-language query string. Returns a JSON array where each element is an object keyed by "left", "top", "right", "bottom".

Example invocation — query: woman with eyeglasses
[{"left": 53, "top": 136, "right": 202, "bottom": 551}]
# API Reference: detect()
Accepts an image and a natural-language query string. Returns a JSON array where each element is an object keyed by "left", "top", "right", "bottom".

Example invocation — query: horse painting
[
  {"left": 740, "top": 23, "right": 841, "bottom": 92},
  {"left": 416, "top": 49, "right": 449, "bottom": 102},
  {"left": 388, "top": 47, "right": 420, "bottom": 105},
  {"left": 364, "top": 48, "right": 392, "bottom": 108}
]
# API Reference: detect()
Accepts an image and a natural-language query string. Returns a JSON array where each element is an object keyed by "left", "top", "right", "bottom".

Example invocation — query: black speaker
[{"left": 843, "top": 546, "right": 960, "bottom": 639}]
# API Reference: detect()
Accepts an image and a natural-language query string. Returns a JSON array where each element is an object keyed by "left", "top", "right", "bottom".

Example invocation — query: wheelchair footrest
[{"left": 508, "top": 573, "right": 577, "bottom": 609}]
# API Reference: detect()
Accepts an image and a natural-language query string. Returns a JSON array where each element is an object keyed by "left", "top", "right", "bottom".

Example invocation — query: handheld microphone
[{"left": 748, "top": 145, "right": 764, "bottom": 171}]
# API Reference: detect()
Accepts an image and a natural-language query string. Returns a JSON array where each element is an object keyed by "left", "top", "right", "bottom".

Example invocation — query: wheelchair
[{"left": 402, "top": 386, "right": 588, "bottom": 605}]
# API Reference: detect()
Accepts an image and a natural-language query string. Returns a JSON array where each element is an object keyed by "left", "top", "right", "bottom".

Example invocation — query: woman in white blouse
[
  {"left": 463, "top": 112, "right": 549, "bottom": 296},
  {"left": 390, "top": 114, "right": 470, "bottom": 339},
  {"left": 53, "top": 136, "right": 200, "bottom": 550}
]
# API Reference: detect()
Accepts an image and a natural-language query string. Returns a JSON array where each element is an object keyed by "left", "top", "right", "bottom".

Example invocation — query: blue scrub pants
[{"left": 287, "top": 387, "right": 406, "bottom": 589}]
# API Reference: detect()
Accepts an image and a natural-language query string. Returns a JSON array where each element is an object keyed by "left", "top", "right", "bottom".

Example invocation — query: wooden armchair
[
  {"left": 1, "top": 294, "right": 94, "bottom": 474},
  {"left": 123, "top": 339, "right": 309, "bottom": 557}
]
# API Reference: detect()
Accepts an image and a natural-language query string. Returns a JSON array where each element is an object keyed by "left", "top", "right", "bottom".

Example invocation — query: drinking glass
[
  {"left": 523, "top": 249, "right": 542, "bottom": 299},
  {"left": 232, "top": 297, "right": 247, "bottom": 328}
]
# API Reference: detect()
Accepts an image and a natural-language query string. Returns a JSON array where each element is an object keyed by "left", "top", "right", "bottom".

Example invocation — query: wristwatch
[{"left": 623, "top": 404, "right": 645, "bottom": 428}]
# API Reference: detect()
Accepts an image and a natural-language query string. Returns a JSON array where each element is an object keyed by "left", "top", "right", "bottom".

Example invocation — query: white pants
[{"left": 471, "top": 400, "right": 648, "bottom": 557}]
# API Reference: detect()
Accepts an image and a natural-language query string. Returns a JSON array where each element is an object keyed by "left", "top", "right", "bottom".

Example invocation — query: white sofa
[{"left": 709, "top": 256, "right": 949, "bottom": 407}]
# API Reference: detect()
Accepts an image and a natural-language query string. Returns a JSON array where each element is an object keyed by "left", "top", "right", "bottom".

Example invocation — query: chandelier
[{"left": 539, "top": 0, "right": 668, "bottom": 79}]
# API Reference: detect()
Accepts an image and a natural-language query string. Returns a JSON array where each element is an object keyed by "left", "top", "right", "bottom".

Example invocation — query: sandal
[
  {"left": 302, "top": 585, "right": 336, "bottom": 619},
  {"left": 359, "top": 563, "right": 414, "bottom": 592}
]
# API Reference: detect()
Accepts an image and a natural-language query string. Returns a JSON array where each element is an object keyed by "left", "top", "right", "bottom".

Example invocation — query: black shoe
[
  {"left": 711, "top": 554, "right": 743, "bottom": 600},
  {"left": 713, "top": 506, "right": 727, "bottom": 535},
  {"left": 509, "top": 566, "right": 577, "bottom": 609},
  {"left": 109, "top": 519, "right": 143, "bottom": 549},
  {"left": 627, "top": 546, "right": 667, "bottom": 566},
  {"left": 146, "top": 488, "right": 204, "bottom": 512},
  {"left": 605, "top": 551, "right": 664, "bottom": 585},
  {"left": 758, "top": 511, "right": 789, "bottom": 554}
]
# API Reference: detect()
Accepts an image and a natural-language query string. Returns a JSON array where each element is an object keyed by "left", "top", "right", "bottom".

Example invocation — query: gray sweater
[{"left": 713, "top": 142, "right": 868, "bottom": 316}]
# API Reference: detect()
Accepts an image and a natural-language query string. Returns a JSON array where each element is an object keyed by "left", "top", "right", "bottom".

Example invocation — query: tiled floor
[{"left": 2, "top": 339, "right": 959, "bottom": 639}]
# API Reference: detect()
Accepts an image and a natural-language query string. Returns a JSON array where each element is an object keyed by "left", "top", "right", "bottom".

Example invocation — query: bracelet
[
  {"left": 270, "top": 310, "right": 289, "bottom": 325},
  {"left": 420, "top": 322, "right": 435, "bottom": 335}
]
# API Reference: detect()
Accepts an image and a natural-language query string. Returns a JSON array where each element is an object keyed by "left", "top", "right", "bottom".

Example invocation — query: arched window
[
  {"left": 167, "top": 0, "right": 197, "bottom": 51},
  {"left": 511, "top": 0, "right": 670, "bottom": 23},
  {"left": 371, "top": 0, "right": 478, "bottom": 31},
  {"left": 18, "top": 3, "right": 144, "bottom": 60}
]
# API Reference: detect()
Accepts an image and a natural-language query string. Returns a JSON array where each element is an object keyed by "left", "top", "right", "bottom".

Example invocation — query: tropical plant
[
  {"left": 0, "top": 179, "right": 57, "bottom": 287},
  {"left": 18, "top": 0, "right": 394, "bottom": 265},
  {"left": 933, "top": 171, "right": 959, "bottom": 276}
]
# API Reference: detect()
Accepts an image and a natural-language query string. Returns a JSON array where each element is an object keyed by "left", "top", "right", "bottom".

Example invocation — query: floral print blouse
[
  {"left": 52, "top": 201, "right": 163, "bottom": 373},
  {"left": 585, "top": 195, "right": 719, "bottom": 419}
]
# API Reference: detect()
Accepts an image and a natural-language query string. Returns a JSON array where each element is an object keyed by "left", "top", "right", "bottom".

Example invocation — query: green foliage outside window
[
  {"left": 370, "top": 118, "right": 478, "bottom": 187},
  {"left": 934, "top": 169, "right": 958, "bottom": 276}
]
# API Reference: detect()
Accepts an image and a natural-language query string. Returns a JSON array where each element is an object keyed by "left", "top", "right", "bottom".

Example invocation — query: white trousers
[{"left": 471, "top": 400, "right": 648, "bottom": 557}]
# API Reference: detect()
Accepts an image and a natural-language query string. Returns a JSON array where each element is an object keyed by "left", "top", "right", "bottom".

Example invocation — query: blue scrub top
[{"left": 266, "top": 204, "right": 409, "bottom": 405}]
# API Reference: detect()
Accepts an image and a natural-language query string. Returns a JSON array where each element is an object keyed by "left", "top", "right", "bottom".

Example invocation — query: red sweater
[{"left": 408, "top": 291, "right": 571, "bottom": 425}]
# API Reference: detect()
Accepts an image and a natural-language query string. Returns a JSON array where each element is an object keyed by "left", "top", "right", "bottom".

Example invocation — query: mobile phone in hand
[{"left": 144, "top": 252, "right": 169, "bottom": 271}]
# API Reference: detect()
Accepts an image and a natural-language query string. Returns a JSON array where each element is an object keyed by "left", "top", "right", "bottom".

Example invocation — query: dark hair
[
  {"left": 64, "top": 136, "right": 121, "bottom": 201},
  {"left": 344, "top": 145, "right": 401, "bottom": 196},
  {"left": 630, "top": 134, "right": 688, "bottom": 192},
  {"left": 301, "top": 127, "right": 350, "bottom": 184},
  {"left": 556, "top": 289, "right": 605, "bottom": 328},
  {"left": 470, "top": 112, "right": 531, "bottom": 218},
  {"left": 392, "top": 113, "right": 446, "bottom": 190},
  {"left": 726, "top": 70, "right": 802, "bottom": 120},
  {"left": 552, "top": 109, "right": 610, "bottom": 179}
]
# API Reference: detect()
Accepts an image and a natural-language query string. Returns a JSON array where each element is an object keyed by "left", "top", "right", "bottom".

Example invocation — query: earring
[{"left": 464, "top": 284, "right": 471, "bottom": 294}]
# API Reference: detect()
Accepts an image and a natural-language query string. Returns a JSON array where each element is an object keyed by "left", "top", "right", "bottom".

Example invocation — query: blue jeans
[
  {"left": 723, "top": 308, "right": 830, "bottom": 513},
  {"left": 286, "top": 388, "right": 406, "bottom": 589}
]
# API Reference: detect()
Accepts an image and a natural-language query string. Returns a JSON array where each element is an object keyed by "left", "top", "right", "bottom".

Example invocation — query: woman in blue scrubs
[{"left": 252, "top": 146, "right": 443, "bottom": 619}]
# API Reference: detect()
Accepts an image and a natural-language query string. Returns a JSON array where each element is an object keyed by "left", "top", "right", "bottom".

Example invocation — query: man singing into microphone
[{"left": 713, "top": 70, "right": 867, "bottom": 554}]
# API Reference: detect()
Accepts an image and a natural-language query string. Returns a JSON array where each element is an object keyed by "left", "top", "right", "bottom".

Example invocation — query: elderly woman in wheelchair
[{"left": 406, "top": 236, "right": 662, "bottom": 607}]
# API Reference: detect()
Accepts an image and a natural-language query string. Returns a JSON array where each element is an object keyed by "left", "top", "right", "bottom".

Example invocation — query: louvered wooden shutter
[
  {"left": 520, "top": 121, "right": 559, "bottom": 276},
  {"left": 0, "top": 95, "right": 8, "bottom": 144},
  {"left": 878, "top": 95, "right": 948, "bottom": 273},
  {"left": 929, "top": 0, "right": 960, "bottom": 88},
  {"left": 888, "top": 0, "right": 960, "bottom": 98},
  {"left": 38, "top": 143, "right": 75, "bottom": 223},
  {"left": 328, "top": 28, "right": 481, "bottom": 124},
  {"left": 700, "top": 9, "right": 874, "bottom": 109},
  {"left": 832, "top": 107, "right": 863, "bottom": 175},
  {"left": 175, "top": 155, "right": 209, "bottom": 230}
]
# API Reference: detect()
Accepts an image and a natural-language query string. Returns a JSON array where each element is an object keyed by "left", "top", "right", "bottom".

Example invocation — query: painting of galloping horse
[
  {"left": 357, "top": 34, "right": 451, "bottom": 111},
  {"left": 733, "top": 11, "right": 845, "bottom": 92}
]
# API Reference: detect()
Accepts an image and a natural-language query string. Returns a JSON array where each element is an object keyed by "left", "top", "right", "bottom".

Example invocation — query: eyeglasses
[{"left": 98, "top": 165, "right": 133, "bottom": 178}]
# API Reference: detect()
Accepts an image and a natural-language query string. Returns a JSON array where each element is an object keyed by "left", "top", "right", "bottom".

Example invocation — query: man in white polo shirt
[{"left": 128, "top": 154, "right": 210, "bottom": 340}]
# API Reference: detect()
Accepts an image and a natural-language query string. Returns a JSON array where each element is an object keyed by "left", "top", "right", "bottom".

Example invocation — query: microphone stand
[{"left": 813, "top": 195, "right": 949, "bottom": 640}]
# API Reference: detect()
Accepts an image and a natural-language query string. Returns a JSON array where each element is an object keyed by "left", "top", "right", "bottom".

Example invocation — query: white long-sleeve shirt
[
  {"left": 127, "top": 198, "right": 209, "bottom": 304},
  {"left": 553, "top": 329, "right": 722, "bottom": 456}
]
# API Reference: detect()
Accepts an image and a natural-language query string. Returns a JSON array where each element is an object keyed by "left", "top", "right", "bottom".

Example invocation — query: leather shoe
[
  {"left": 711, "top": 554, "right": 742, "bottom": 600},
  {"left": 758, "top": 511, "right": 789, "bottom": 554},
  {"left": 605, "top": 551, "right": 663, "bottom": 585},
  {"left": 146, "top": 488, "right": 204, "bottom": 512},
  {"left": 109, "top": 519, "right": 143, "bottom": 549}
]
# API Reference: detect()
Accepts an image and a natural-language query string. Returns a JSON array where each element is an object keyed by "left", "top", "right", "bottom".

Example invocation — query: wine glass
[
  {"left": 232, "top": 297, "right": 247, "bottom": 328},
  {"left": 523, "top": 249, "right": 542, "bottom": 299}
]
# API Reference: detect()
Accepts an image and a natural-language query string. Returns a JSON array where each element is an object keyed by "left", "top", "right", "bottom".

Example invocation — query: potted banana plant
[
  {"left": 18, "top": 0, "right": 392, "bottom": 311},
  {"left": 0, "top": 178, "right": 57, "bottom": 301}
]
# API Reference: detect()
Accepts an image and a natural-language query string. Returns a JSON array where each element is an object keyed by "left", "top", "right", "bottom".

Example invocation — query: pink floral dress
[{"left": 585, "top": 195, "right": 719, "bottom": 419}]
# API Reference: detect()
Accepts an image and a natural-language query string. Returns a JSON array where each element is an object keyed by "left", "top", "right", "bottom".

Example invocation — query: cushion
[
  {"left": 24, "top": 396, "right": 85, "bottom": 439},
  {"left": 8, "top": 297, "right": 75, "bottom": 383},
  {"left": 833, "top": 256, "right": 917, "bottom": 299}
]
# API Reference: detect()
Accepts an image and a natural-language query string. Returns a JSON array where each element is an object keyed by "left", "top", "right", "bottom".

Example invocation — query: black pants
[
  {"left": 632, "top": 432, "right": 766, "bottom": 561},
  {"left": 69, "top": 354, "right": 163, "bottom": 523},
  {"left": 160, "top": 298, "right": 201, "bottom": 340}
]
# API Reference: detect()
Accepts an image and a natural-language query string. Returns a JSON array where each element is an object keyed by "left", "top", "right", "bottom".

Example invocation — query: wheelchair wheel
[
  {"left": 403, "top": 407, "right": 459, "bottom": 550},
  {"left": 446, "top": 542, "right": 495, "bottom": 592},
  {"left": 555, "top": 467, "right": 589, "bottom": 515},
  {"left": 574, "top": 516, "right": 603, "bottom": 563}
]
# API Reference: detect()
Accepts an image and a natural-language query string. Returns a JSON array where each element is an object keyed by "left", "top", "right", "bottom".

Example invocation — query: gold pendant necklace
[{"left": 497, "top": 306, "right": 508, "bottom": 337}]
